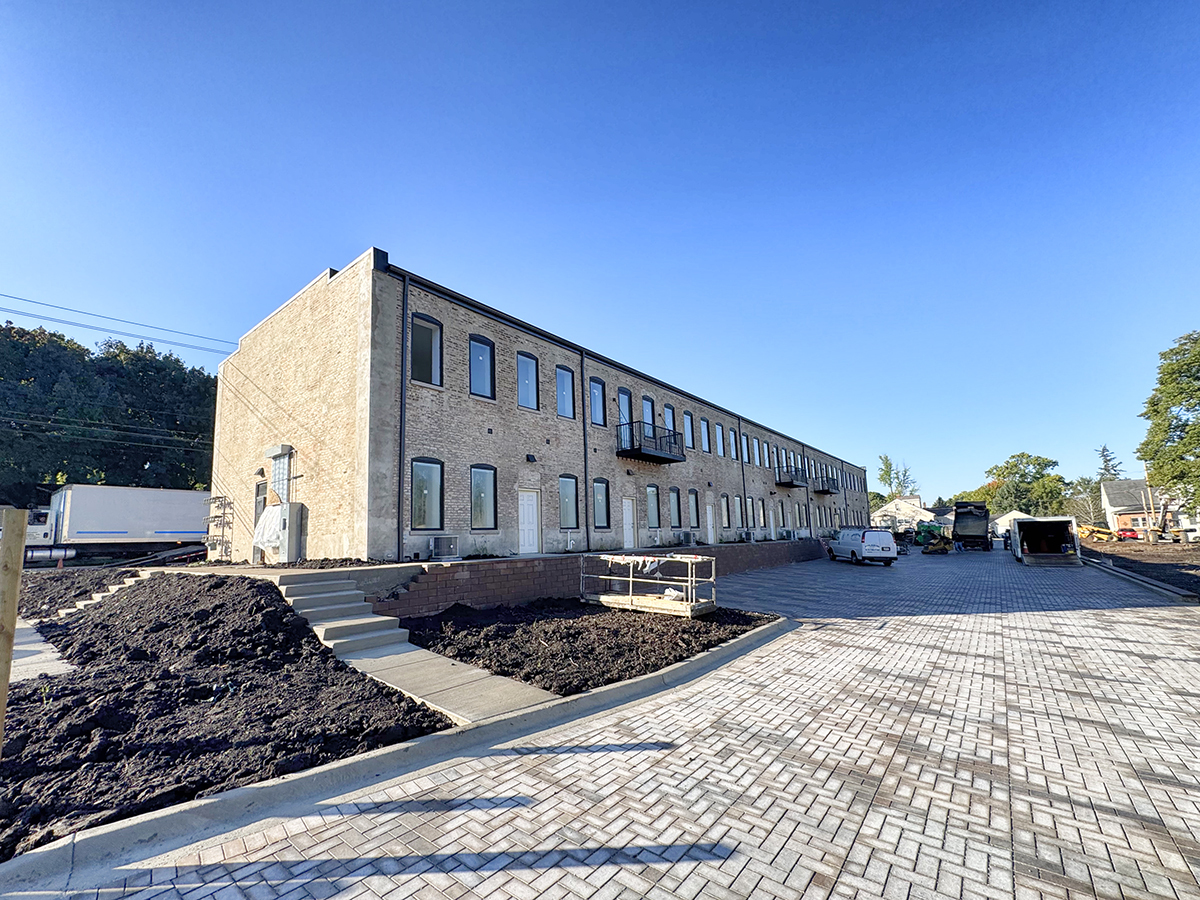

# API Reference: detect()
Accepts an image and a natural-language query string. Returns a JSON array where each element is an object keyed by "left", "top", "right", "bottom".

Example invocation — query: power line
[
  {"left": 0, "top": 392, "right": 217, "bottom": 423},
  {"left": 0, "top": 409, "right": 212, "bottom": 440},
  {"left": 2, "top": 417, "right": 211, "bottom": 445},
  {"left": 0, "top": 291, "right": 238, "bottom": 345},
  {"left": 2, "top": 423, "right": 210, "bottom": 452},
  {"left": 0, "top": 307, "right": 231, "bottom": 355}
]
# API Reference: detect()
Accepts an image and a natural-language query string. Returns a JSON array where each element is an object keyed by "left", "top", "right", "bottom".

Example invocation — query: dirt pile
[
  {"left": 17, "top": 568, "right": 134, "bottom": 620},
  {"left": 400, "top": 599, "right": 775, "bottom": 695},
  {"left": 2, "top": 573, "right": 450, "bottom": 863},
  {"left": 1081, "top": 540, "right": 1200, "bottom": 595}
]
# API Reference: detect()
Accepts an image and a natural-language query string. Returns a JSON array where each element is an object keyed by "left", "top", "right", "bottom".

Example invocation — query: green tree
[
  {"left": 956, "top": 453, "right": 1065, "bottom": 515},
  {"left": 868, "top": 491, "right": 887, "bottom": 512},
  {"left": 877, "top": 454, "right": 918, "bottom": 502},
  {"left": 1096, "top": 445, "right": 1123, "bottom": 482},
  {"left": 1065, "top": 475, "right": 1104, "bottom": 525},
  {"left": 0, "top": 323, "right": 215, "bottom": 507},
  {"left": 1138, "top": 331, "right": 1200, "bottom": 514}
]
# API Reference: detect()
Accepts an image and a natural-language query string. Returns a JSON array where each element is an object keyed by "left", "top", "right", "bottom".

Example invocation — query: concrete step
[
  {"left": 313, "top": 615, "right": 400, "bottom": 643},
  {"left": 325, "top": 629, "right": 411, "bottom": 655},
  {"left": 286, "top": 589, "right": 367, "bottom": 612},
  {"left": 295, "top": 599, "right": 376, "bottom": 624},
  {"left": 268, "top": 570, "right": 360, "bottom": 587},
  {"left": 280, "top": 579, "right": 359, "bottom": 600}
]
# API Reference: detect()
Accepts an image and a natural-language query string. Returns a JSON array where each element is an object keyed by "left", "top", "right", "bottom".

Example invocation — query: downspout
[
  {"left": 800, "top": 441, "right": 813, "bottom": 537},
  {"left": 737, "top": 416, "right": 748, "bottom": 532},
  {"left": 398, "top": 274, "right": 409, "bottom": 560},
  {"left": 580, "top": 349, "right": 591, "bottom": 551}
]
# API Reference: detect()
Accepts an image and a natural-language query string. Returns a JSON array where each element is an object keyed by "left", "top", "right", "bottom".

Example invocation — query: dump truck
[
  {"left": 7, "top": 484, "right": 211, "bottom": 564},
  {"left": 952, "top": 501, "right": 992, "bottom": 550},
  {"left": 1009, "top": 516, "right": 1081, "bottom": 566}
]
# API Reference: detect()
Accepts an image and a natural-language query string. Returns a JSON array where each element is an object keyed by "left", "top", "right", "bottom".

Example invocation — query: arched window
[{"left": 669, "top": 488, "right": 682, "bottom": 529}]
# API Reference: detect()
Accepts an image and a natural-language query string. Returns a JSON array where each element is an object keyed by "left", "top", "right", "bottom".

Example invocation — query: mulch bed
[
  {"left": 2, "top": 573, "right": 450, "bottom": 864},
  {"left": 398, "top": 599, "right": 776, "bottom": 696},
  {"left": 1080, "top": 540, "right": 1200, "bottom": 596}
]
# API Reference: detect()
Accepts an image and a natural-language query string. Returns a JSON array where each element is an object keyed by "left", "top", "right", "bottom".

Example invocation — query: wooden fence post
[{"left": 0, "top": 507, "right": 28, "bottom": 755}]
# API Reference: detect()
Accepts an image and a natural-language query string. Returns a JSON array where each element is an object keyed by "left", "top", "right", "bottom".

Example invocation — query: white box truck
[
  {"left": 1009, "top": 516, "right": 1081, "bottom": 567},
  {"left": 11, "top": 484, "right": 211, "bottom": 564}
]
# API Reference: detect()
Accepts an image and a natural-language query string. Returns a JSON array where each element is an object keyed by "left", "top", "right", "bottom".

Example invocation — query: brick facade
[
  {"left": 367, "top": 539, "right": 826, "bottom": 620},
  {"left": 211, "top": 248, "right": 870, "bottom": 563}
]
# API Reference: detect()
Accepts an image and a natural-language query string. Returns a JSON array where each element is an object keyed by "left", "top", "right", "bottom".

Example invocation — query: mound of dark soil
[
  {"left": 400, "top": 599, "right": 775, "bottom": 696},
  {"left": 2, "top": 574, "right": 450, "bottom": 863},
  {"left": 17, "top": 568, "right": 134, "bottom": 620},
  {"left": 1081, "top": 541, "right": 1200, "bottom": 595}
]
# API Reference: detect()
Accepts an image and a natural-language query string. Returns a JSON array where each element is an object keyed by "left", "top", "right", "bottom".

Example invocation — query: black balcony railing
[
  {"left": 774, "top": 466, "right": 808, "bottom": 488},
  {"left": 616, "top": 421, "right": 685, "bottom": 463},
  {"left": 813, "top": 476, "right": 840, "bottom": 494}
]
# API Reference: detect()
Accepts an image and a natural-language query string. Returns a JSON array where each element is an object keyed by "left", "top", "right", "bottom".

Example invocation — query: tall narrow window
[
  {"left": 559, "top": 476, "right": 578, "bottom": 529},
  {"left": 797, "top": 502, "right": 804, "bottom": 528},
  {"left": 716, "top": 424, "right": 725, "bottom": 457},
  {"left": 556, "top": 366, "right": 575, "bottom": 418},
  {"left": 470, "top": 465, "right": 497, "bottom": 529},
  {"left": 753, "top": 438, "right": 761, "bottom": 467},
  {"left": 646, "top": 485, "right": 660, "bottom": 529},
  {"left": 411, "top": 316, "right": 442, "bottom": 385},
  {"left": 779, "top": 499, "right": 786, "bottom": 526},
  {"left": 688, "top": 489, "right": 699, "bottom": 529},
  {"left": 589, "top": 377, "right": 606, "bottom": 425},
  {"left": 411, "top": 458, "right": 443, "bottom": 530},
  {"left": 730, "top": 429, "right": 739, "bottom": 460},
  {"left": 663, "top": 404, "right": 675, "bottom": 433},
  {"left": 747, "top": 498, "right": 755, "bottom": 528},
  {"left": 593, "top": 479, "right": 610, "bottom": 528},
  {"left": 469, "top": 336, "right": 494, "bottom": 398},
  {"left": 741, "top": 432, "right": 749, "bottom": 461},
  {"left": 683, "top": 412, "right": 694, "bottom": 449},
  {"left": 700, "top": 418, "right": 710, "bottom": 452},
  {"left": 721, "top": 494, "right": 730, "bottom": 528},
  {"left": 642, "top": 396, "right": 655, "bottom": 438},
  {"left": 517, "top": 353, "right": 538, "bottom": 409},
  {"left": 669, "top": 488, "right": 682, "bottom": 529},
  {"left": 270, "top": 451, "right": 291, "bottom": 504},
  {"left": 762, "top": 441, "right": 770, "bottom": 467},
  {"left": 734, "top": 495, "right": 744, "bottom": 527},
  {"left": 618, "top": 389, "right": 633, "bottom": 450},
  {"left": 759, "top": 498, "right": 766, "bottom": 527}
]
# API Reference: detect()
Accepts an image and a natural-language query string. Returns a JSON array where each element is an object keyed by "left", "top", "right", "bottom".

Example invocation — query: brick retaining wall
[{"left": 369, "top": 538, "right": 824, "bottom": 619}]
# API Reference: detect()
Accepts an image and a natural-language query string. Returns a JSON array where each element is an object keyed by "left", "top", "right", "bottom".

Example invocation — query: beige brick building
[{"left": 210, "top": 248, "right": 870, "bottom": 562}]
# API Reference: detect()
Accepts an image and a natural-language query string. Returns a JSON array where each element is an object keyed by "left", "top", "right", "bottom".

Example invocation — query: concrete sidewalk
[{"left": 9, "top": 616, "right": 73, "bottom": 682}]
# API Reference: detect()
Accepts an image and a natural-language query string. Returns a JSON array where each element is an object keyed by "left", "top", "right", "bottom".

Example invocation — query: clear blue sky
[{"left": 2, "top": 1, "right": 1197, "bottom": 500}]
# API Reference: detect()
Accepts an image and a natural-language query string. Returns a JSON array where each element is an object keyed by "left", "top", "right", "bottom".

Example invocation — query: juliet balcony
[
  {"left": 774, "top": 466, "right": 808, "bottom": 488},
  {"left": 616, "top": 422, "right": 685, "bottom": 464}
]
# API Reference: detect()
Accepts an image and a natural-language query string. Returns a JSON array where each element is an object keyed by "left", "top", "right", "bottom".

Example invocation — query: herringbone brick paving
[{"left": 82, "top": 551, "right": 1200, "bottom": 899}]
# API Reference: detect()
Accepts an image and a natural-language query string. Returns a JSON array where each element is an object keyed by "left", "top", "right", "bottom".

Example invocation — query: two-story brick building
[{"left": 210, "top": 248, "right": 870, "bottom": 562}]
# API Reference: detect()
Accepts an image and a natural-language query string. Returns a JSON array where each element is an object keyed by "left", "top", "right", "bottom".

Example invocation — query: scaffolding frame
[{"left": 580, "top": 553, "right": 717, "bottom": 609}]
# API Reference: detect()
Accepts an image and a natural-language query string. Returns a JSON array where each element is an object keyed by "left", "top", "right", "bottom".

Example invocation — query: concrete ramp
[{"left": 1022, "top": 553, "right": 1083, "bottom": 567}]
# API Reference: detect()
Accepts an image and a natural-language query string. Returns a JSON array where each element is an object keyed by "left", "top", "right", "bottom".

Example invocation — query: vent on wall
[
  {"left": 673, "top": 531, "right": 696, "bottom": 546},
  {"left": 430, "top": 535, "right": 460, "bottom": 561}
]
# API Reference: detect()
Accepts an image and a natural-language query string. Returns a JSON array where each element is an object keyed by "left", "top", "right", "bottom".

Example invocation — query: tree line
[
  {"left": 867, "top": 329, "right": 1200, "bottom": 525},
  {"left": 0, "top": 322, "right": 216, "bottom": 508}
]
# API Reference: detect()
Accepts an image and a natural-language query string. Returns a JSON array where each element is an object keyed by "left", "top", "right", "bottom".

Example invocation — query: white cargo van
[{"left": 827, "top": 527, "right": 897, "bottom": 566}]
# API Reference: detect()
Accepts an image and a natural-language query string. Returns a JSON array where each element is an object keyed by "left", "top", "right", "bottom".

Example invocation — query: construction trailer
[
  {"left": 11, "top": 484, "right": 211, "bottom": 564},
  {"left": 952, "top": 501, "right": 992, "bottom": 550},
  {"left": 1009, "top": 516, "right": 1081, "bottom": 567}
]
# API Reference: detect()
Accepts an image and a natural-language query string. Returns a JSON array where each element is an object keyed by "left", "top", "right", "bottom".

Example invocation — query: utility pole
[{"left": 0, "top": 507, "right": 28, "bottom": 755}]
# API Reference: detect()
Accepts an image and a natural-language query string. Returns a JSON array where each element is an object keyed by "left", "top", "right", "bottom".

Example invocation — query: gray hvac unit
[
  {"left": 429, "top": 535, "right": 460, "bottom": 561},
  {"left": 737, "top": 529, "right": 754, "bottom": 543},
  {"left": 673, "top": 531, "right": 696, "bottom": 546}
]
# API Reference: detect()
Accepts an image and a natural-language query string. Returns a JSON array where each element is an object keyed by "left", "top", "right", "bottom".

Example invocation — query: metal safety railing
[{"left": 580, "top": 553, "right": 716, "bottom": 606}]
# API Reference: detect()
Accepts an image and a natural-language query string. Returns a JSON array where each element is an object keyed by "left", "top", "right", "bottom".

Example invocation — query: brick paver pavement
[{"left": 76, "top": 551, "right": 1200, "bottom": 899}]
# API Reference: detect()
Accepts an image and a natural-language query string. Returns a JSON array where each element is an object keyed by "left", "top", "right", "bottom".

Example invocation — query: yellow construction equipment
[
  {"left": 1079, "top": 524, "right": 1119, "bottom": 542},
  {"left": 921, "top": 533, "right": 953, "bottom": 554}
]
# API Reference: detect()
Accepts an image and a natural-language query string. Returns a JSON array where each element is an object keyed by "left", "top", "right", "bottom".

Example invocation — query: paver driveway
[{"left": 57, "top": 551, "right": 1200, "bottom": 899}]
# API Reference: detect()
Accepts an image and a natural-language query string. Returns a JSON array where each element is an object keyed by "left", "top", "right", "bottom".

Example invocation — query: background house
[{"left": 1100, "top": 479, "right": 1175, "bottom": 532}]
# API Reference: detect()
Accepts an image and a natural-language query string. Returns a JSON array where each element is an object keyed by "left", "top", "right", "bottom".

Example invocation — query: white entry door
[
  {"left": 622, "top": 498, "right": 636, "bottom": 549},
  {"left": 518, "top": 490, "right": 540, "bottom": 554},
  {"left": 706, "top": 504, "right": 715, "bottom": 545}
]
